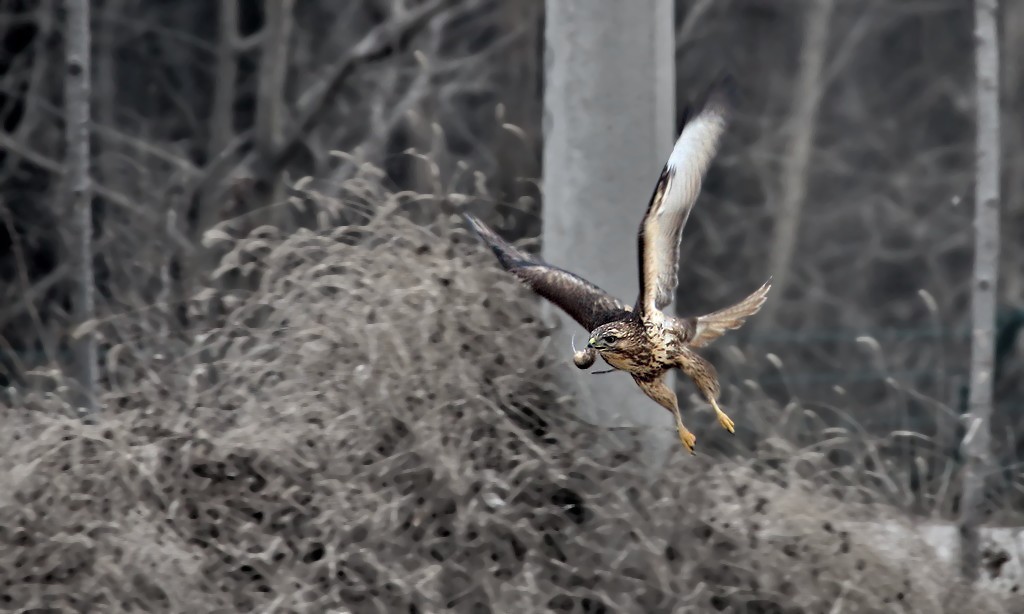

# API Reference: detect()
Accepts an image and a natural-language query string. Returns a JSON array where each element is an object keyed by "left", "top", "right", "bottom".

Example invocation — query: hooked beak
[{"left": 587, "top": 337, "right": 600, "bottom": 349}]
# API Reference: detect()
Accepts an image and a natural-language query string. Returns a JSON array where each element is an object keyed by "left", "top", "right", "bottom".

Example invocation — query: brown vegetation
[
  {"left": 0, "top": 194, "right": 1015, "bottom": 611},
  {"left": 1, "top": 0, "right": 1023, "bottom": 609}
]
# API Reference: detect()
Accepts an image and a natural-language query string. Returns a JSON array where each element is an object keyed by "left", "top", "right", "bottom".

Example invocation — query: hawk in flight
[{"left": 463, "top": 76, "right": 770, "bottom": 454}]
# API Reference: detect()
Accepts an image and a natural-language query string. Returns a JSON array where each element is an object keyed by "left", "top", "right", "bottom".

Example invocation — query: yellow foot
[
  {"left": 677, "top": 426, "right": 697, "bottom": 455},
  {"left": 711, "top": 399, "right": 735, "bottom": 434}
]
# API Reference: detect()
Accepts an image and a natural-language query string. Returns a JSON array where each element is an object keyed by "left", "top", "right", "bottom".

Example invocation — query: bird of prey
[{"left": 462, "top": 76, "right": 770, "bottom": 454}]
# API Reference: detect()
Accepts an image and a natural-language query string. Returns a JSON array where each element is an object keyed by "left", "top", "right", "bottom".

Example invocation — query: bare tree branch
[
  {"left": 188, "top": 0, "right": 455, "bottom": 242},
  {"left": 0, "top": 81, "right": 199, "bottom": 173},
  {"left": 0, "top": 204, "right": 58, "bottom": 366},
  {"left": 253, "top": 0, "right": 456, "bottom": 180},
  {"left": 676, "top": 0, "right": 715, "bottom": 46},
  {"left": 234, "top": 30, "right": 265, "bottom": 53},
  {"left": 0, "top": 234, "right": 117, "bottom": 332},
  {"left": 0, "top": 131, "right": 193, "bottom": 251},
  {"left": 0, "top": 0, "right": 54, "bottom": 186}
]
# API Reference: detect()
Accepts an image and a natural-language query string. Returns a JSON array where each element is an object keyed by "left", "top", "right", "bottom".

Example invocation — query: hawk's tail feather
[
  {"left": 688, "top": 277, "right": 772, "bottom": 348},
  {"left": 709, "top": 277, "right": 772, "bottom": 324},
  {"left": 460, "top": 213, "right": 536, "bottom": 270}
]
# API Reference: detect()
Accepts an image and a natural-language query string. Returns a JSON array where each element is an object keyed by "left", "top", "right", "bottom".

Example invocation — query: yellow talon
[
  {"left": 711, "top": 399, "right": 735, "bottom": 434},
  {"left": 678, "top": 426, "right": 697, "bottom": 454}
]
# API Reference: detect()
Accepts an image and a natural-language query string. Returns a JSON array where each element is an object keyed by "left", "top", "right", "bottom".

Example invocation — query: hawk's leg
[
  {"left": 675, "top": 348, "right": 735, "bottom": 434},
  {"left": 633, "top": 374, "right": 696, "bottom": 454},
  {"left": 709, "top": 398, "right": 735, "bottom": 434}
]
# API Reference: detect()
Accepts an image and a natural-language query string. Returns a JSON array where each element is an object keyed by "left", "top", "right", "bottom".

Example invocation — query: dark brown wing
[
  {"left": 688, "top": 278, "right": 772, "bottom": 348},
  {"left": 462, "top": 213, "right": 631, "bottom": 332},
  {"left": 636, "top": 75, "right": 734, "bottom": 317}
]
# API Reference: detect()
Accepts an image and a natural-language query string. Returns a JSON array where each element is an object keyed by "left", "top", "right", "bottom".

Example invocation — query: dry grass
[{"left": 0, "top": 189, "right": 1015, "bottom": 613}]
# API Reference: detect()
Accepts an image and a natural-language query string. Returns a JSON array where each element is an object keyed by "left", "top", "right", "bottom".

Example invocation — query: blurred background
[{"left": 1, "top": 0, "right": 1023, "bottom": 611}]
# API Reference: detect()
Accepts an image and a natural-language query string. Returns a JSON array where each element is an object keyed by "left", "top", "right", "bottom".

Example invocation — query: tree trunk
[
  {"left": 65, "top": 0, "right": 97, "bottom": 414},
  {"left": 542, "top": 0, "right": 675, "bottom": 465},
  {"left": 758, "top": 0, "right": 834, "bottom": 329},
  {"left": 1000, "top": 0, "right": 1024, "bottom": 304},
  {"left": 255, "top": 0, "right": 295, "bottom": 217},
  {"left": 211, "top": 0, "right": 240, "bottom": 158},
  {"left": 959, "top": 0, "right": 1001, "bottom": 582}
]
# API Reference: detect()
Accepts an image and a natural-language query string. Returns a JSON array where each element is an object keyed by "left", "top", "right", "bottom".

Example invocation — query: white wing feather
[{"left": 637, "top": 81, "right": 732, "bottom": 316}]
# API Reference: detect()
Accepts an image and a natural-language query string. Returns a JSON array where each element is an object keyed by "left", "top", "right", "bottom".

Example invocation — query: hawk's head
[{"left": 587, "top": 320, "right": 644, "bottom": 358}]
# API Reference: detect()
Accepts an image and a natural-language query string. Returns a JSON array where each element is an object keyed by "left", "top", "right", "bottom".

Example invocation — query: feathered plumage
[
  {"left": 464, "top": 75, "right": 769, "bottom": 454},
  {"left": 461, "top": 213, "right": 631, "bottom": 332},
  {"left": 688, "top": 277, "right": 772, "bottom": 348},
  {"left": 637, "top": 77, "right": 735, "bottom": 317}
]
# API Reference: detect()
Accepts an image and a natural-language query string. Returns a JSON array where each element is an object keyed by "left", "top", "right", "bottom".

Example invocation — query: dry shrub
[{"left": 0, "top": 194, "right": 1014, "bottom": 612}]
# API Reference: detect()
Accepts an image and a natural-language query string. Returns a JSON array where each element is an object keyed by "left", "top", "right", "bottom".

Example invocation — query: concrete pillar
[{"left": 542, "top": 0, "right": 676, "bottom": 461}]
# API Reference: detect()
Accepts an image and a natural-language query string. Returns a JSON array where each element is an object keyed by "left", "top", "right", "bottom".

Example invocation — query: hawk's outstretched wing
[
  {"left": 636, "top": 75, "right": 734, "bottom": 317},
  {"left": 688, "top": 278, "right": 772, "bottom": 348},
  {"left": 462, "top": 213, "right": 631, "bottom": 332}
]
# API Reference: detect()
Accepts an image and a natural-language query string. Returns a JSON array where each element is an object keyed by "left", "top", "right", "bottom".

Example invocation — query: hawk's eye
[{"left": 603, "top": 334, "right": 618, "bottom": 345}]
